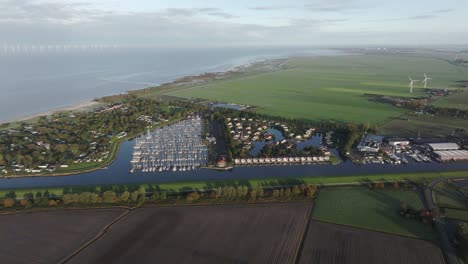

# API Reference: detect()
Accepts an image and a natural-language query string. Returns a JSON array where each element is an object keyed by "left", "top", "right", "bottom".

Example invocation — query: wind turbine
[
  {"left": 408, "top": 76, "right": 419, "bottom": 93},
  {"left": 422, "top": 73, "right": 432, "bottom": 89}
]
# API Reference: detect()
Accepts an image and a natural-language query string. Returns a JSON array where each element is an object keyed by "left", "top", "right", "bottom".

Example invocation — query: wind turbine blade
[{"left": 408, "top": 76, "right": 412, "bottom": 81}]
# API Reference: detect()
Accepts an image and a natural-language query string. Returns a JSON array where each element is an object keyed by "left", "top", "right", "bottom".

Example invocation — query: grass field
[
  {"left": 1, "top": 170, "right": 467, "bottom": 199},
  {"left": 432, "top": 90, "right": 468, "bottom": 110},
  {"left": 380, "top": 113, "right": 468, "bottom": 137},
  {"left": 167, "top": 54, "right": 468, "bottom": 124},
  {"left": 432, "top": 181, "right": 468, "bottom": 210},
  {"left": 299, "top": 221, "right": 444, "bottom": 264},
  {"left": 442, "top": 208, "right": 468, "bottom": 221},
  {"left": 312, "top": 187, "right": 436, "bottom": 241}
]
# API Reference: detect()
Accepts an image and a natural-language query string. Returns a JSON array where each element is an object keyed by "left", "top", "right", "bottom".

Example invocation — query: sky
[{"left": 1, "top": 0, "right": 467, "bottom": 48}]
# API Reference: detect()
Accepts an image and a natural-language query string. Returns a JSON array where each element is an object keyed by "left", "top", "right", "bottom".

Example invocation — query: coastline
[
  {"left": 0, "top": 57, "right": 288, "bottom": 126},
  {"left": 0, "top": 101, "right": 101, "bottom": 126}
]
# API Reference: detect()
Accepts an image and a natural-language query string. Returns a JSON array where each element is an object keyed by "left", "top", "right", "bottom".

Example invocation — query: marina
[{"left": 130, "top": 116, "right": 208, "bottom": 173}]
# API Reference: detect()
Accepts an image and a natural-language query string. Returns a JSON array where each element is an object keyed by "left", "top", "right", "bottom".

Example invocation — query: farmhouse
[{"left": 216, "top": 156, "right": 227, "bottom": 168}]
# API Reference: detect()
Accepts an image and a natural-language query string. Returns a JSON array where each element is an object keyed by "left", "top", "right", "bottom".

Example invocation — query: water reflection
[{"left": 1, "top": 137, "right": 468, "bottom": 189}]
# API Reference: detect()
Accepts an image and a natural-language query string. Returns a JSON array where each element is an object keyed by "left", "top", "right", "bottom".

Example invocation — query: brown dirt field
[
  {"left": 68, "top": 203, "right": 313, "bottom": 264},
  {"left": 298, "top": 221, "right": 445, "bottom": 264},
  {"left": 0, "top": 209, "right": 126, "bottom": 264}
]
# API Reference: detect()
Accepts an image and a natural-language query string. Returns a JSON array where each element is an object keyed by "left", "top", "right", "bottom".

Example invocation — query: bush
[
  {"left": 186, "top": 192, "right": 201, "bottom": 202},
  {"left": 120, "top": 191, "right": 130, "bottom": 202},
  {"left": 102, "top": 191, "right": 117, "bottom": 203},
  {"left": 130, "top": 191, "right": 139, "bottom": 202},
  {"left": 20, "top": 199, "right": 32, "bottom": 208},
  {"left": 2, "top": 198, "right": 15, "bottom": 208}
]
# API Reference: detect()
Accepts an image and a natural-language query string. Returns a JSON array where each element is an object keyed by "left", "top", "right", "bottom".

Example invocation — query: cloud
[
  {"left": 163, "top": 8, "right": 235, "bottom": 19},
  {"left": 206, "top": 11, "right": 236, "bottom": 19},
  {"left": 249, "top": 6, "right": 294, "bottom": 11},
  {"left": 433, "top": 9, "right": 453, "bottom": 13},
  {"left": 0, "top": 0, "right": 105, "bottom": 24},
  {"left": 0, "top": 0, "right": 465, "bottom": 47},
  {"left": 408, "top": 14, "right": 437, "bottom": 20},
  {"left": 304, "top": 0, "right": 362, "bottom": 12}
]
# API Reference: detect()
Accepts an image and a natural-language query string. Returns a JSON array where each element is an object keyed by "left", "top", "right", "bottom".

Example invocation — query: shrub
[
  {"left": 120, "top": 191, "right": 130, "bottom": 202},
  {"left": 186, "top": 192, "right": 200, "bottom": 202},
  {"left": 3, "top": 198, "right": 15, "bottom": 208}
]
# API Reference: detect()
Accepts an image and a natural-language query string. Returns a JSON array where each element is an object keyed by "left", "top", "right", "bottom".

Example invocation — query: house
[{"left": 216, "top": 156, "right": 227, "bottom": 168}]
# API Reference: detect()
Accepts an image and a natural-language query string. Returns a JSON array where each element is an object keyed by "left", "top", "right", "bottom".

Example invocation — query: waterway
[{"left": 1, "top": 138, "right": 468, "bottom": 189}]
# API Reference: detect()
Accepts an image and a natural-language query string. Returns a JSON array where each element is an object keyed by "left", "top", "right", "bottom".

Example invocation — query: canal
[{"left": 1, "top": 138, "right": 468, "bottom": 189}]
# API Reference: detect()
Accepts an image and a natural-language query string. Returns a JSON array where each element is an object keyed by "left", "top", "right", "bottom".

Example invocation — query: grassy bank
[{"left": 1, "top": 170, "right": 467, "bottom": 198}]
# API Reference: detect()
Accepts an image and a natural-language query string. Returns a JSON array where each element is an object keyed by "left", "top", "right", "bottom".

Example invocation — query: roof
[
  {"left": 386, "top": 138, "right": 409, "bottom": 142},
  {"left": 363, "top": 134, "right": 384, "bottom": 143},
  {"left": 434, "top": 150, "right": 468, "bottom": 158},
  {"left": 427, "top": 143, "right": 460, "bottom": 151}
]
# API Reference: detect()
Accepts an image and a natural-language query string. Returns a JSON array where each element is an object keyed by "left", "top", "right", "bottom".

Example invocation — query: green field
[
  {"left": 381, "top": 113, "right": 468, "bottom": 137},
  {"left": 442, "top": 208, "right": 468, "bottom": 221},
  {"left": 167, "top": 54, "right": 468, "bottom": 124},
  {"left": 432, "top": 180, "right": 468, "bottom": 210},
  {"left": 432, "top": 90, "right": 468, "bottom": 110},
  {"left": 312, "top": 187, "right": 436, "bottom": 240},
  {"left": 2, "top": 170, "right": 467, "bottom": 200}
]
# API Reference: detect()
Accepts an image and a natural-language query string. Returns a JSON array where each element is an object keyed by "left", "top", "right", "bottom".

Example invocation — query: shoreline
[
  {"left": 0, "top": 49, "right": 347, "bottom": 126},
  {"left": 0, "top": 101, "right": 101, "bottom": 125},
  {"left": 0, "top": 56, "right": 288, "bottom": 126}
]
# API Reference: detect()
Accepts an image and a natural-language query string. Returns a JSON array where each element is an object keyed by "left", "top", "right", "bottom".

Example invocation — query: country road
[{"left": 424, "top": 178, "right": 463, "bottom": 264}]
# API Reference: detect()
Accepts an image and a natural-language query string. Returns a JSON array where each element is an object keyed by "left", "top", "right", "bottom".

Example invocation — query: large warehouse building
[
  {"left": 433, "top": 150, "right": 468, "bottom": 162},
  {"left": 426, "top": 143, "right": 460, "bottom": 151}
]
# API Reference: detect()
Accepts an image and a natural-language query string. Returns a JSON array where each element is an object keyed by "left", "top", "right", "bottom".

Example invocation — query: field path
[
  {"left": 60, "top": 208, "right": 133, "bottom": 264},
  {"left": 425, "top": 179, "right": 462, "bottom": 264}
]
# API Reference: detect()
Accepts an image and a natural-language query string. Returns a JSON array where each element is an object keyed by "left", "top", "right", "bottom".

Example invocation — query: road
[{"left": 424, "top": 178, "right": 462, "bottom": 264}]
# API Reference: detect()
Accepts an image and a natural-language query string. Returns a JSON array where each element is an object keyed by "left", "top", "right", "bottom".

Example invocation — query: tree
[
  {"left": 102, "top": 191, "right": 117, "bottom": 203},
  {"left": 62, "top": 194, "right": 76, "bottom": 205},
  {"left": 138, "top": 186, "right": 146, "bottom": 196},
  {"left": 130, "top": 191, "right": 139, "bottom": 202},
  {"left": 293, "top": 186, "right": 301, "bottom": 196},
  {"left": 303, "top": 184, "right": 317, "bottom": 198},
  {"left": 137, "top": 193, "right": 146, "bottom": 205},
  {"left": 272, "top": 189, "right": 280, "bottom": 198},
  {"left": 237, "top": 186, "right": 248, "bottom": 198},
  {"left": 456, "top": 222, "right": 468, "bottom": 237},
  {"left": 256, "top": 186, "right": 264, "bottom": 198},
  {"left": 20, "top": 199, "right": 32, "bottom": 208},
  {"left": 120, "top": 191, "right": 130, "bottom": 202},
  {"left": 2, "top": 198, "right": 15, "bottom": 208},
  {"left": 186, "top": 192, "right": 200, "bottom": 202}
]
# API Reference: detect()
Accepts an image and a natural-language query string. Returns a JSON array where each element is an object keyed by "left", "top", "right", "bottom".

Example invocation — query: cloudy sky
[{"left": 1, "top": 0, "right": 467, "bottom": 47}]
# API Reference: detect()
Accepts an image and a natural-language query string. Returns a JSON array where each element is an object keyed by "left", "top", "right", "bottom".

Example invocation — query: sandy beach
[{"left": 1, "top": 101, "right": 101, "bottom": 125}]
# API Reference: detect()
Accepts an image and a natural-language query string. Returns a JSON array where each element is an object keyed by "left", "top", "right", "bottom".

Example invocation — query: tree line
[{"left": 0, "top": 184, "right": 318, "bottom": 209}]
